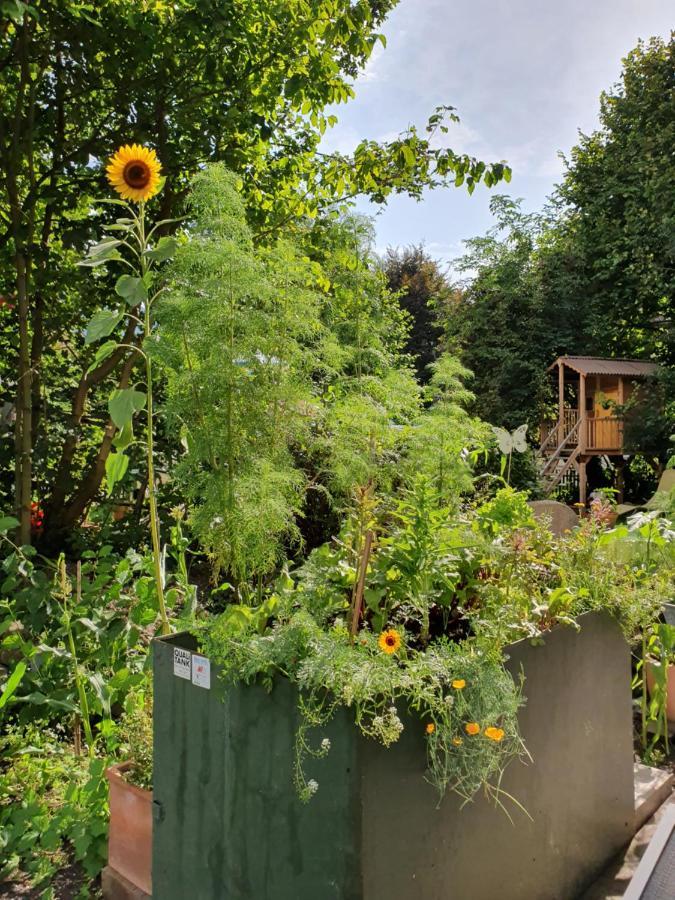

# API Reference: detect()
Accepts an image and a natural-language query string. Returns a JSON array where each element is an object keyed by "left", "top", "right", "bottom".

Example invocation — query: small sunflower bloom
[
  {"left": 425, "top": 723, "right": 435, "bottom": 735},
  {"left": 107, "top": 144, "right": 162, "bottom": 202},
  {"left": 452, "top": 679, "right": 466, "bottom": 690},
  {"left": 465, "top": 722, "right": 480, "bottom": 736},
  {"left": 485, "top": 726, "right": 505, "bottom": 742},
  {"left": 378, "top": 629, "right": 402, "bottom": 655}
]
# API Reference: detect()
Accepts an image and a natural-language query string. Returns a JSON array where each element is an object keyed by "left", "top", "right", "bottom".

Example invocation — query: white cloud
[{"left": 319, "top": 0, "right": 673, "bottom": 253}]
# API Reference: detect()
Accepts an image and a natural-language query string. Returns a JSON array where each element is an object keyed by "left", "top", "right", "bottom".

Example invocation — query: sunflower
[
  {"left": 107, "top": 144, "right": 162, "bottom": 202},
  {"left": 378, "top": 628, "right": 402, "bottom": 655},
  {"left": 484, "top": 726, "right": 505, "bottom": 743}
]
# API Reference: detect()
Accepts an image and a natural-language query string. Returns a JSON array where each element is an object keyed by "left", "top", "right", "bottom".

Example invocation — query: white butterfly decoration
[{"left": 492, "top": 423, "right": 528, "bottom": 455}]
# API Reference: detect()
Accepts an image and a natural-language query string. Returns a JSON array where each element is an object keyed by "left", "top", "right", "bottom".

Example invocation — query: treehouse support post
[
  {"left": 558, "top": 361, "right": 565, "bottom": 443},
  {"left": 578, "top": 373, "right": 586, "bottom": 455},
  {"left": 578, "top": 459, "right": 587, "bottom": 508}
]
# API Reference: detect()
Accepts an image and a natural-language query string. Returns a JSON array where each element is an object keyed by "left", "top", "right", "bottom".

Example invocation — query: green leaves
[
  {"left": 1, "top": 1, "right": 36, "bottom": 24},
  {"left": 0, "top": 516, "right": 20, "bottom": 533},
  {"left": 78, "top": 238, "right": 123, "bottom": 268},
  {"left": 145, "top": 236, "right": 178, "bottom": 262},
  {"left": 84, "top": 310, "right": 123, "bottom": 345},
  {"left": 113, "top": 420, "right": 134, "bottom": 451},
  {"left": 105, "top": 453, "right": 129, "bottom": 496},
  {"left": 85, "top": 340, "right": 117, "bottom": 374},
  {"left": 0, "top": 661, "right": 26, "bottom": 711},
  {"left": 115, "top": 275, "right": 148, "bottom": 307},
  {"left": 108, "top": 388, "right": 146, "bottom": 430}
]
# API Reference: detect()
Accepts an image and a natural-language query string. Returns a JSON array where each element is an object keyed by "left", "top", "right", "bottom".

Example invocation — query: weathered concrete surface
[
  {"left": 634, "top": 763, "right": 675, "bottom": 831},
  {"left": 361, "top": 611, "right": 634, "bottom": 900}
]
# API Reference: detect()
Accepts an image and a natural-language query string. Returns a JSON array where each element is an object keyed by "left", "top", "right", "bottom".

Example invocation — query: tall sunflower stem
[{"left": 139, "top": 202, "right": 170, "bottom": 636}]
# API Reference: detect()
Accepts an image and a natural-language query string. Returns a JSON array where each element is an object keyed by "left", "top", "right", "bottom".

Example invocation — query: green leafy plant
[
  {"left": 638, "top": 622, "right": 675, "bottom": 761},
  {"left": 0, "top": 724, "right": 109, "bottom": 890},
  {"left": 115, "top": 689, "right": 153, "bottom": 791}
]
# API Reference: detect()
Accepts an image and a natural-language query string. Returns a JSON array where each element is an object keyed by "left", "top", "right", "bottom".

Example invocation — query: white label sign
[
  {"left": 173, "top": 647, "right": 192, "bottom": 680},
  {"left": 191, "top": 654, "right": 211, "bottom": 689}
]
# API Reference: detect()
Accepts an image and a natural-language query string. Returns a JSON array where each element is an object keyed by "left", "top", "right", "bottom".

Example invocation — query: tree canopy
[
  {"left": 0, "top": 0, "right": 510, "bottom": 545},
  {"left": 437, "top": 35, "right": 674, "bottom": 464}
]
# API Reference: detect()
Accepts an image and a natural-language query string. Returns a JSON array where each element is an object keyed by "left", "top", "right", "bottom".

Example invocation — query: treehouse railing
[
  {"left": 539, "top": 407, "right": 579, "bottom": 453},
  {"left": 586, "top": 416, "right": 623, "bottom": 450},
  {"left": 541, "top": 410, "right": 624, "bottom": 455}
]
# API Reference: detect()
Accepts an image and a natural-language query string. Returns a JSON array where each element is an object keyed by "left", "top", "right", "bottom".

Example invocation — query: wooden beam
[
  {"left": 615, "top": 457, "right": 625, "bottom": 504},
  {"left": 578, "top": 373, "right": 586, "bottom": 453},
  {"left": 578, "top": 458, "right": 587, "bottom": 508},
  {"left": 558, "top": 361, "right": 564, "bottom": 445}
]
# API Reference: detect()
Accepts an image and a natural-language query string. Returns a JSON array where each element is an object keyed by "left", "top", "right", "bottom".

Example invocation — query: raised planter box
[{"left": 152, "top": 611, "right": 634, "bottom": 900}]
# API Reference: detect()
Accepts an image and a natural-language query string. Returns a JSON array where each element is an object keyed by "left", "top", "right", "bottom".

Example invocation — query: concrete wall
[{"left": 360, "top": 612, "right": 634, "bottom": 900}]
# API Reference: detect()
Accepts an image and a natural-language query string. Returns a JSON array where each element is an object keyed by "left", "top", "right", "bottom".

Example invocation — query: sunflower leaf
[
  {"left": 105, "top": 452, "right": 129, "bottom": 496},
  {"left": 145, "top": 236, "right": 177, "bottom": 262},
  {"left": 86, "top": 340, "right": 117, "bottom": 374},
  {"left": 78, "top": 238, "right": 123, "bottom": 267},
  {"left": 108, "top": 388, "right": 146, "bottom": 429},
  {"left": 115, "top": 274, "right": 148, "bottom": 306},
  {"left": 113, "top": 420, "right": 134, "bottom": 451},
  {"left": 84, "top": 310, "right": 123, "bottom": 345}
]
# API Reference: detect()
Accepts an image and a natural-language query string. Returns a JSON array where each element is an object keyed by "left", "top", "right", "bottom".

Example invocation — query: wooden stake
[{"left": 349, "top": 529, "right": 373, "bottom": 638}]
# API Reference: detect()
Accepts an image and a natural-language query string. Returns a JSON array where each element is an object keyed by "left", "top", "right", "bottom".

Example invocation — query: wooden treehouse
[{"left": 537, "top": 356, "right": 658, "bottom": 505}]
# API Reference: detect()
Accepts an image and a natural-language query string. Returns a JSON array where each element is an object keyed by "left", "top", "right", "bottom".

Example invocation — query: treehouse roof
[{"left": 547, "top": 356, "right": 659, "bottom": 378}]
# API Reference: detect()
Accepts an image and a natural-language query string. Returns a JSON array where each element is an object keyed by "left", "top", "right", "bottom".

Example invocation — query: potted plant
[{"left": 105, "top": 693, "right": 153, "bottom": 896}]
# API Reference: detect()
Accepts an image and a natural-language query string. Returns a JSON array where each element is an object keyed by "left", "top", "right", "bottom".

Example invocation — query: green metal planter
[{"left": 152, "top": 611, "right": 634, "bottom": 900}]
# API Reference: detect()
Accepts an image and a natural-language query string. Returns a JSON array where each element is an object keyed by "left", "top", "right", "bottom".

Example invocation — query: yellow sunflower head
[
  {"left": 106, "top": 144, "right": 162, "bottom": 203},
  {"left": 378, "top": 628, "right": 402, "bottom": 655}
]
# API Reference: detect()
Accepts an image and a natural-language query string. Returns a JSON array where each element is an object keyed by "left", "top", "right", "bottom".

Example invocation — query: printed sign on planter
[
  {"left": 173, "top": 647, "right": 191, "bottom": 680},
  {"left": 191, "top": 654, "right": 211, "bottom": 689}
]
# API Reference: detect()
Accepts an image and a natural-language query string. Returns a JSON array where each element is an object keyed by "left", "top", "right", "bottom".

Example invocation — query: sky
[{"left": 321, "top": 0, "right": 673, "bottom": 271}]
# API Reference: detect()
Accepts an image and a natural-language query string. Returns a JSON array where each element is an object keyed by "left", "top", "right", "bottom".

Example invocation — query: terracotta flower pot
[
  {"left": 645, "top": 660, "right": 675, "bottom": 722},
  {"left": 106, "top": 762, "right": 152, "bottom": 894}
]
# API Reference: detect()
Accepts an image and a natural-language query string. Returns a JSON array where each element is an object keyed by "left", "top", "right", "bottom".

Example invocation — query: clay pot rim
[{"left": 106, "top": 761, "right": 153, "bottom": 800}]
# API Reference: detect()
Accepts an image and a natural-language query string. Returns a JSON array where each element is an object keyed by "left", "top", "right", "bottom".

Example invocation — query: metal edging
[{"left": 623, "top": 803, "right": 675, "bottom": 900}]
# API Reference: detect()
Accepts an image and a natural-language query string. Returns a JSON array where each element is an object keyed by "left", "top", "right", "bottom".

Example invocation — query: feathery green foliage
[{"left": 157, "top": 167, "right": 321, "bottom": 588}]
